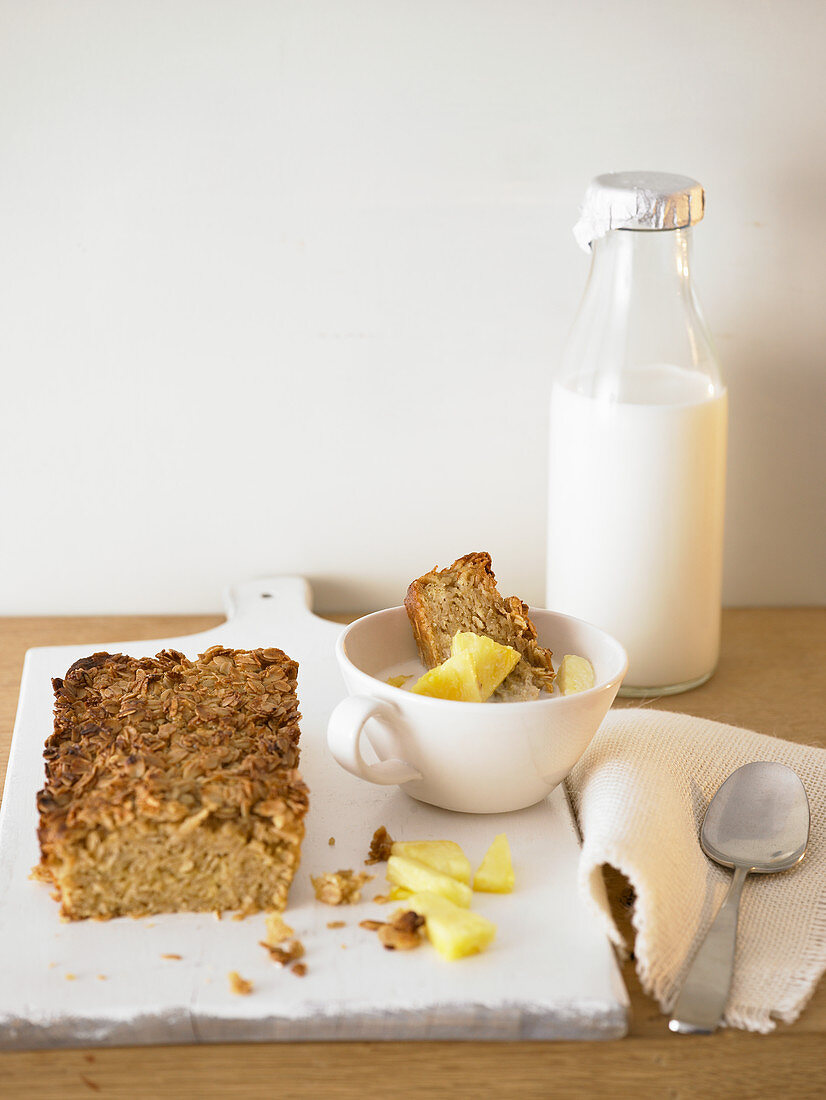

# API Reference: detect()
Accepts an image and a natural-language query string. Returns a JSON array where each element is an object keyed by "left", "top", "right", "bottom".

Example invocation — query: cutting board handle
[{"left": 222, "top": 576, "right": 315, "bottom": 625}]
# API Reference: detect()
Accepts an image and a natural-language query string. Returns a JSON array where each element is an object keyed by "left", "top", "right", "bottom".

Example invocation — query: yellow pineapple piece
[
  {"left": 386, "top": 855, "right": 472, "bottom": 908},
  {"left": 410, "top": 632, "right": 520, "bottom": 702},
  {"left": 403, "top": 891, "right": 496, "bottom": 960},
  {"left": 388, "top": 885, "right": 412, "bottom": 901},
  {"left": 473, "top": 833, "right": 515, "bottom": 894},
  {"left": 410, "top": 649, "right": 483, "bottom": 702},
  {"left": 450, "top": 632, "right": 520, "bottom": 699},
  {"left": 557, "top": 654, "right": 596, "bottom": 695},
  {"left": 386, "top": 674, "right": 411, "bottom": 688},
  {"left": 391, "top": 841, "right": 471, "bottom": 884}
]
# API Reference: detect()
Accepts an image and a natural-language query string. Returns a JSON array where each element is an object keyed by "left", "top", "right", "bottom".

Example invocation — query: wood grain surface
[{"left": 0, "top": 608, "right": 824, "bottom": 1099}]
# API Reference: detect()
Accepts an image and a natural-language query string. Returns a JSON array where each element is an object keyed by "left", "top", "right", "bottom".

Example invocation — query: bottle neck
[
  {"left": 560, "top": 224, "right": 723, "bottom": 396},
  {"left": 589, "top": 227, "right": 694, "bottom": 299}
]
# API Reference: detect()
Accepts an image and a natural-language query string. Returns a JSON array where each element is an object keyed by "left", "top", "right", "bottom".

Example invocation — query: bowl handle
[{"left": 327, "top": 695, "right": 423, "bottom": 785}]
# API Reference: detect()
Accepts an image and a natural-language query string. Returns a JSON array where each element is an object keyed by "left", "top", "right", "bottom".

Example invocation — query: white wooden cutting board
[{"left": 0, "top": 578, "right": 628, "bottom": 1048}]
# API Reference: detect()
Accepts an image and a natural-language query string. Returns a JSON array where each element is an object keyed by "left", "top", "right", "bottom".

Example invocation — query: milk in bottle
[{"left": 546, "top": 173, "right": 727, "bottom": 694}]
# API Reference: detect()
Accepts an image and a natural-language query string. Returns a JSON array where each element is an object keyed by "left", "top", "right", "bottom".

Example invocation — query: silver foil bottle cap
[{"left": 573, "top": 171, "right": 705, "bottom": 252}]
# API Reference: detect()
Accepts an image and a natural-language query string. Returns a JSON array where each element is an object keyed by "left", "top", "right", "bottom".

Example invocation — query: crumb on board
[
  {"left": 311, "top": 869, "right": 373, "bottom": 906},
  {"left": 214, "top": 911, "right": 223, "bottom": 921},
  {"left": 373, "top": 894, "right": 392, "bottom": 904},
  {"left": 97, "top": 975, "right": 107, "bottom": 981},
  {"left": 79, "top": 1074, "right": 101, "bottom": 1092},
  {"left": 228, "top": 971, "right": 253, "bottom": 995},
  {"left": 260, "top": 938, "right": 305, "bottom": 967},
  {"left": 326, "top": 920, "right": 346, "bottom": 929},
  {"left": 145, "top": 922, "right": 156, "bottom": 928},
  {"left": 361, "top": 910, "right": 425, "bottom": 952},
  {"left": 161, "top": 953, "right": 182, "bottom": 960},
  {"left": 328, "top": 837, "right": 335, "bottom": 846},
  {"left": 263, "top": 913, "right": 294, "bottom": 946},
  {"left": 65, "top": 973, "right": 77, "bottom": 980},
  {"left": 365, "top": 826, "right": 394, "bottom": 865},
  {"left": 292, "top": 963, "right": 308, "bottom": 977}
]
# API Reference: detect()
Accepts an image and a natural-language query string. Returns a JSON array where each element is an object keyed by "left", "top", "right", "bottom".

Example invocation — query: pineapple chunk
[
  {"left": 450, "top": 633, "right": 520, "bottom": 699},
  {"left": 388, "top": 885, "right": 412, "bottom": 901},
  {"left": 386, "top": 674, "right": 411, "bottom": 688},
  {"left": 557, "top": 654, "right": 596, "bottom": 695},
  {"left": 403, "top": 891, "right": 496, "bottom": 960},
  {"left": 410, "top": 649, "right": 484, "bottom": 702},
  {"left": 410, "top": 632, "right": 520, "bottom": 702},
  {"left": 387, "top": 855, "right": 472, "bottom": 908},
  {"left": 473, "top": 833, "right": 515, "bottom": 894},
  {"left": 390, "top": 841, "right": 471, "bottom": 884}
]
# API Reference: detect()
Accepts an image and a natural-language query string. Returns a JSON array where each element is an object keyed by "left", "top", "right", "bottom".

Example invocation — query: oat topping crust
[{"left": 37, "top": 645, "right": 308, "bottom": 856}]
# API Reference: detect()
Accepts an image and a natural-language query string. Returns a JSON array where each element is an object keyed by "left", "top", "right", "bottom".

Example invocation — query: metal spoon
[{"left": 669, "top": 761, "right": 810, "bottom": 1034}]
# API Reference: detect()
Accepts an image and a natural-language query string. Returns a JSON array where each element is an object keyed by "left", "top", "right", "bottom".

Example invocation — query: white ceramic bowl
[{"left": 327, "top": 606, "right": 627, "bottom": 814}]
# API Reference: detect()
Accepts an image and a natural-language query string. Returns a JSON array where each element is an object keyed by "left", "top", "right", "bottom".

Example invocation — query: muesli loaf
[
  {"left": 404, "top": 552, "right": 555, "bottom": 700},
  {"left": 34, "top": 646, "right": 308, "bottom": 920}
]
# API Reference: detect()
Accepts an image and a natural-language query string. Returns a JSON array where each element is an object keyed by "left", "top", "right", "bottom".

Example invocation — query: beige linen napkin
[{"left": 565, "top": 709, "right": 826, "bottom": 1032}]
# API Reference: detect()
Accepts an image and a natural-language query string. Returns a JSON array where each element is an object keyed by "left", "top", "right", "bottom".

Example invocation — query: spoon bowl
[
  {"left": 701, "top": 761, "right": 810, "bottom": 873},
  {"left": 669, "top": 761, "right": 810, "bottom": 1034}
]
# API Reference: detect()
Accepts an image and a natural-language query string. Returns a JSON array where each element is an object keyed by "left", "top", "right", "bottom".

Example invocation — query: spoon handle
[{"left": 669, "top": 865, "right": 749, "bottom": 1034}]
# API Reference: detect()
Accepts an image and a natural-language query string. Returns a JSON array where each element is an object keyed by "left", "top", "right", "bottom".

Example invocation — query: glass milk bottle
[{"left": 546, "top": 172, "right": 727, "bottom": 695}]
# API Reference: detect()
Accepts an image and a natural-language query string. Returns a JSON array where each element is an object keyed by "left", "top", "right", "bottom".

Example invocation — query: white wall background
[{"left": 1, "top": 0, "right": 824, "bottom": 615}]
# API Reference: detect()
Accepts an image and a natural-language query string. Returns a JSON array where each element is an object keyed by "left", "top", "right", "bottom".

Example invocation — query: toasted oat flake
[
  {"left": 228, "top": 970, "right": 253, "bottom": 995},
  {"left": 365, "top": 826, "right": 394, "bottom": 865},
  {"left": 311, "top": 869, "right": 373, "bottom": 906},
  {"left": 161, "top": 953, "right": 182, "bottom": 960},
  {"left": 292, "top": 963, "right": 308, "bottom": 977},
  {"left": 359, "top": 919, "right": 384, "bottom": 932},
  {"left": 65, "top": 973, "right": 77, "bottom": 980},
  {"left": 328, "top": 837, "right": 335, "bottom": 846},
  {"left": 260, "top": 937, "right": 305, "bottom": 966},
  {"left": 361, "top": 909, "right": 425, "bottom": 952},
  {"left": 378, "top": 921, "right": 423, "bottom": 951},
  {"left": 327, "top": 920, "right": 346, "bottom": 929}
]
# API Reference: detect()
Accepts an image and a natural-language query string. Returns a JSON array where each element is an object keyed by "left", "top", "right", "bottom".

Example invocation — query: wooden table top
[{"left": 0, "top": 608, "right": 823, "bottom": 1099}]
